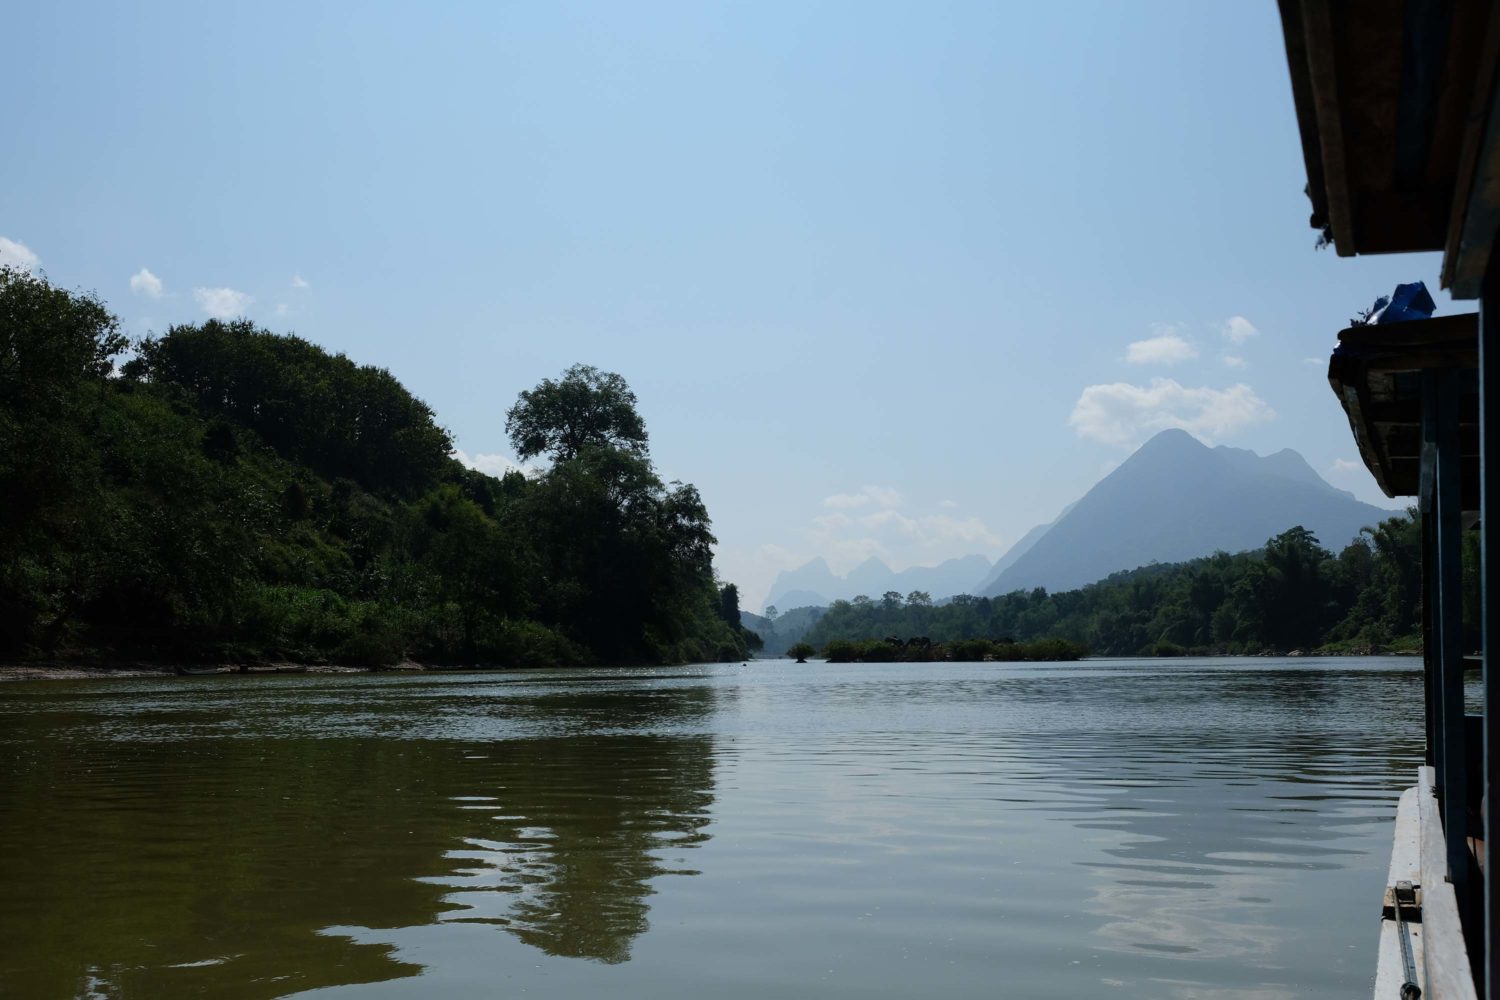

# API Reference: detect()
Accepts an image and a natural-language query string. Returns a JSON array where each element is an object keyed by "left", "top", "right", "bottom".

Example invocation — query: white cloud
[
  {"left": 810, "top": 512, "right": 854, "bottom": 533},
  {"left": 857, "top": 509, "right": 911, "bottom": 533},
  {"left": 736, "top": 492, "right": 1010, "bottom": 608},
  {"left": 1302, "top": 356, "right": 1325, "bottom": 367},
  {"left": 0, "top": 237, "right": 39, "bottom": 273},
  {"left": 291, "top": 274, "right": 310, "bottom": 289},
  {"left": 1068, "top": 377, "right": 1275, "bottom": 446},
  {"left": 129, "top": 268, "right": 163, "bottom": 298},
  {"left": 1222, "top": 315, "right": 1259, "bottom": 343},
  {"left": 822, "top": 485, "right": 902, "bottom": 510},
  {"left": 938, "top": 499, "right": 958, "bottom": 509},
  {"left": 843, "top": 509, "right": 1004, "bottom": 548},
  {"left": 912, "top": 513, "right": 1003, "bottom": 548},
  {"left": 1125, "top": 332, "right": 1197, "bottom": 365},
  {"left": 1221, "top": 354, "right": 1247, "bottom": 369},
  {"left": 821, "top": 493, "right": 868, "bottom": 509},
  {"left": 821, "top": 537, "right": 892, "bottom": 567},
  {"left": 808, "top": 502, "right": 1004, "bottom": 563},
  {"left": 274, "top": 303, "right": 289, "bottom": 317},
  {"left": 193, "top": 287, "right": 253, "bottom": 319},
  {"left": 1329, "top": 458, "right": 1362, "bottom": 475},
  {"left": 453, "top": 448, "right": 530, "bottom": 478}
]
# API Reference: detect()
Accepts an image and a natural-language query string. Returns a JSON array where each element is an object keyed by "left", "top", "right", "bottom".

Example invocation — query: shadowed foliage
[
  {"left": 804, "top": 518, "right": 1433, "bottom": 656},
  {"left": 0, "top": 271, "right": 749, "bottom": 666}
]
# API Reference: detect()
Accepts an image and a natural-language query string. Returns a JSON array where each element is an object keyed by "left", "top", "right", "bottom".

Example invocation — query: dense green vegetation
[
  {"left": 819, "top": 636, "right": 1087, "bottom": 662},
  {"left": 0, "top": 268, "right": 754, "bottom": 666},
  {"left": 803, "top": 518, "right": 1433, "bottom": 657},
  {"left": 743, "top": 604, "right": 825, "bottom": 656}
]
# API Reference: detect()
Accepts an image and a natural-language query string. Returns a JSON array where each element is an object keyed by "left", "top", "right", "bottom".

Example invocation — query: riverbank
[{"left": 0, "top": 661, "right": 426, "bottom": 682}]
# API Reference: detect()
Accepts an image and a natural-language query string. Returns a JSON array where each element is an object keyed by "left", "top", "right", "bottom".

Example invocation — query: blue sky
[{"left": 5, "top": 2, "right": 1453, "bottom": 608}]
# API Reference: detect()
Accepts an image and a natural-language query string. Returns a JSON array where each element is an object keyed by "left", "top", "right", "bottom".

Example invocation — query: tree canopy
[
  {"left": 1, "top": 273, "right": 754, "bottom": 667},
  {"left": 504, "top": 363, "right": 649, "bottom": 464},
  {"left": 802, "top": 518, "right": 1433, "bottom": 657}
]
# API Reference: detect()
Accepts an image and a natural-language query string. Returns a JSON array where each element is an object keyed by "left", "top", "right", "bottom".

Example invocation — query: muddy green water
[{"left": 0, "top": 657, "right": 1421, "bottom": 999}]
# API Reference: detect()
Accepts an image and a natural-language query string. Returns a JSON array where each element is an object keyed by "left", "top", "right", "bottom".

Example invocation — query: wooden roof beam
[
  {"left": 1440, "top": 2, "right": 1500, "bottom": 296},
  {"left": 1299, "top": 0, "right": 1358, "bottom": 255}
]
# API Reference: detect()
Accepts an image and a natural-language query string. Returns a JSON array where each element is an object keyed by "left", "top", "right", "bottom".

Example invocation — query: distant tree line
[
  {"left": 816, "top": 636, "right": 1086, "bottom": 663},
  {"left": 802, "top": 518, "right": 1435, "bottom": 657},
  {"left": 0, "top": 267, "right": 755, "bottom": 666}
]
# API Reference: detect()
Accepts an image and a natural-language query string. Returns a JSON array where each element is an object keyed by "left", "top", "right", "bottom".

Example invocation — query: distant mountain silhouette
[
  {"left": 971, "top": 501, "right": 1078, "bottom": 594},
  {"left": 980, "top": 429, "right": 1394, "bottom": 596},
  {"left": 762, "top": 553, "right": 992, "bottom": 612},
  {"left": 742, "top": 605, "right": 826, "bottom": 656}
]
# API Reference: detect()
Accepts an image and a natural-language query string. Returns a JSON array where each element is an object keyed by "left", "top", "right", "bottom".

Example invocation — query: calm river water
[{"left": 0, "top": 657, "right": 1422, "bottom": 999}]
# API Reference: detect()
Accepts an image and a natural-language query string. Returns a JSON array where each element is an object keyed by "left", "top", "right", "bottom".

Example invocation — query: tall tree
[
  {"left": 718, "top": 584, "right": 743, "bottom": 629},
  {"left": 505, "top": 364, "right": 649, "bottom": 464}
]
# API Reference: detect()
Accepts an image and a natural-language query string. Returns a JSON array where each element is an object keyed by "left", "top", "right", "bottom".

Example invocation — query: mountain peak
[
  {"left": 981, "top": 433, "right": 1391, "bottom": 596},
  {"left": 1139, "top": 427, "right": 1207, "bottom": 452}
]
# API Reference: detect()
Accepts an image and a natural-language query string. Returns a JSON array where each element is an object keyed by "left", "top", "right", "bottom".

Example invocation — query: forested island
[
  {"left": 0, "top": 267, "right": 757, "bottom": 668},
  {"left": 797, "top": 517, "right": 1431, "bottom": 657}
]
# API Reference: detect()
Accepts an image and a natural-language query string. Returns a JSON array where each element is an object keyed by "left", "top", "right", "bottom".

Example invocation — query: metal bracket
[{"left": 1383, "top": 880, "right": 1424, "bottom": 922}]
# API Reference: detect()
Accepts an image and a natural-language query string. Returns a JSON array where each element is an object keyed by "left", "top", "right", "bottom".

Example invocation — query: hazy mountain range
[
  {"left": 762, "top": 553, "right": 993, "bottom": 612},
  {"left": 979, "top": 429, "right": 1392, "bottom": 595},
  {"left": 760, "top": 429, "right": 1395, "bottom": 611},
  {"left": 742, "top": 606, "right": 826, "bottom": 656}
]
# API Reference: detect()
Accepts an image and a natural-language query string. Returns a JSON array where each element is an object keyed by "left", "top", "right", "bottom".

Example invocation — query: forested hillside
[
  {"left": 0, "top": 267, "right": 752, "bottom": 666},
  {"left": 804, "top": 516, "right": 1434, "bottom": 657}
]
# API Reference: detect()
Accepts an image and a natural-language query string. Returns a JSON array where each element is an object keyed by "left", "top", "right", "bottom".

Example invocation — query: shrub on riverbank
[{"left": 820, "top": 637, "right": 1086, "bottom": 663}]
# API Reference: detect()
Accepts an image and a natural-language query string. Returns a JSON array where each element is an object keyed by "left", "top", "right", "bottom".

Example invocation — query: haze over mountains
[
  {"left": 980, "top": 429, "right": 1391, "bottom": 595},
  {"left": 762, "top": 554, "right": 993, "bottom": 611},
  {"left": 761, "top": 429, "right": 1394, "bottom": 611}
]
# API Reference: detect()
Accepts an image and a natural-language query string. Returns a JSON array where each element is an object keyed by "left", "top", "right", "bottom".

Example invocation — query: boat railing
[{"left": 1378, "top": 766, "right": 1479, "bottom": 1000}]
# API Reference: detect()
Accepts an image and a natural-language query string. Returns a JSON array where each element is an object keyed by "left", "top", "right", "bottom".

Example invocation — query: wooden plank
[
  {"left": 1299, "top": 0, "right": 1357, "bottom": 255},
  {"left": 1391, "top": 785, "right": 1423, "bottom": 884},
  {"left": 1353, "top": 190, "right": 1451, "bottom": 252},
  {"left": 1418, "top": 766, "right": 1481, "bottom": 999},
  {"left": 1375, "top": 785, "right": 1425, "bottom": 998},
  {"left": 1440, "top": 3, "right": 1500, "bottom": 295},
  {"left": 1447, "top": 82, "right": 1500, "bottom": 298},
  {"left": 1277, "top": 0, "right": 1332, "bottom": 239},
  {"left": 1375, "top": 917, "right": 1426, "bottom": 999}
]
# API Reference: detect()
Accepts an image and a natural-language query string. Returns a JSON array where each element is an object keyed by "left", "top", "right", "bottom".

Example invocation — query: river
[{"left": 0, "top": 657, "right": 1422, "bottom": 999}]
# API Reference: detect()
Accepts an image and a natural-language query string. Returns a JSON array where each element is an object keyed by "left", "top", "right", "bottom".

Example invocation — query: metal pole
[
  {"left": 1425, "top": 379, "right": 1446, "bottom": 786},
  {"left": 1480, "top": 263, "right": 1499, "bottom": 998},
  {"left": 1434, "top": 366, "right": 1469, "bottom": 904},
  {"left": 1425, "top": 511, "right": 1441, "bottom": 769}
]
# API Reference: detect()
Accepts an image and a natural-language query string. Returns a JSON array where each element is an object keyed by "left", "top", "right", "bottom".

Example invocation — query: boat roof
[
  {"left": 1326, "top": 313, "right": 1478, "bottom": 505},
  {"left": 1277, "top": 0, "right": 1500, "bottom": 296}
]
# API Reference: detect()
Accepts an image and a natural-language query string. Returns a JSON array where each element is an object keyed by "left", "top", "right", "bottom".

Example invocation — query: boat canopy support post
[
  {"left": 1426, "top": 366, "right": 1470, "bottom": 904},
  {"left": 1483, "top": 259, "right": 1500, "bottom": 998}
]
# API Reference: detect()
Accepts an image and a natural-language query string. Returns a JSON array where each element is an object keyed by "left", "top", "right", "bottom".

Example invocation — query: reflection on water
[
  {"left": 418, "top": 736, "right": 714, "bottom": 964},
  {"left": 0, "top": 659, "right": 1424, "bottom": 999},
  {"left": 0, "top": 678, "right": 719, "bottom": 998}
]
